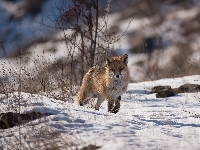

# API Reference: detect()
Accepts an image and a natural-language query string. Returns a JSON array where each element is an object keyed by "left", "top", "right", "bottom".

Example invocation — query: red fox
[{"left": 76, "top": 54, "right": 130, "bottom": 113}]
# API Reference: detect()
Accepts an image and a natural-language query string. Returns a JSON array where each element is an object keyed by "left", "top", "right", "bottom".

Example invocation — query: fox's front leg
[
  {"left": 111, "top": 96, "right": 121, "bottom": 114},
  {"left": 108, "top": 99, "right": 115, "bottom": 113},
  {"left": 95, "top": 96, "right": 105, "bottom": 110}
]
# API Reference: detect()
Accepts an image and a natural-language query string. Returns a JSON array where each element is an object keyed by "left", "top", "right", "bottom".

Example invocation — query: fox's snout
[{"left": 109, "top": 70, "right": 123, "bottom": 79}]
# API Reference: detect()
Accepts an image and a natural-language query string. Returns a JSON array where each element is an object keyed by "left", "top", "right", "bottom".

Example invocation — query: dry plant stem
[
  {"left": 92, "top": 0, "right": 99, "bottom": 68},
  {"left": 18, "top": 2, "right": 22, "bottom": 149}
]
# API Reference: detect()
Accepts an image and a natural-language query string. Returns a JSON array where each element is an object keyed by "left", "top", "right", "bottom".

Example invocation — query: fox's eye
[{"left": 120, "top": 68, "right": 123, "bottom": 71}]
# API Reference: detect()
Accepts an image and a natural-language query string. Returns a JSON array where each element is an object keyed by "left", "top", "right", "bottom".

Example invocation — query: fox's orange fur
[{"left": 76, "top": 54, "right": 130, "bottom": 113}]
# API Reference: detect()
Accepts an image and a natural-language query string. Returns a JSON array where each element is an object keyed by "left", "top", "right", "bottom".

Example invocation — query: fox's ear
[
  {"left": 121, "top": 54, "right": 128, "bottom": 64},
  {"left": 106, "top": 57, "right": 113, "bottom": 65}
]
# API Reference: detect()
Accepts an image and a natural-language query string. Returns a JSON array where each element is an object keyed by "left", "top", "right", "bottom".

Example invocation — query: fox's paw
[
  {"left": 79, "top": 102, "right": 84, "bottom": 106},
  {"left": 74, "top": 98, "right": 83, "bottom": 106},
  {"left": 111, "top": 107, "right": 119, "bottom": 114}
]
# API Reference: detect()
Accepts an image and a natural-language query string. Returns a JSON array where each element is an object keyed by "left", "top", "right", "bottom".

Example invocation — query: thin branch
[{"left": 92, "top": 0, "right": 99, "bottom": 66}]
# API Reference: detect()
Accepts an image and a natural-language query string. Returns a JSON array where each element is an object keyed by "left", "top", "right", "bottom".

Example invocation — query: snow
[
  {"left": 168, "top": 7, "right": 199, "bottom": 21},
  {"left": 128, "top": 53, "right": 148, "bottom": 81},
  {"left": 151, "top": 46, "right": 179, "bottom": 69},
  {"left": 1, "top": 75, "right": 200, "bottom": 149},
  {"left": 0, "top": 0, "right": 72, "bottom": 55}
]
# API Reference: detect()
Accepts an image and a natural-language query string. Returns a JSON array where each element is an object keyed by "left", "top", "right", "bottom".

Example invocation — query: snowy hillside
[
  {"left": 0, "top": 0, "right": 73, "bottom": 56},
  {"left": 1, "top": 75, "right": 200, "bottom": 149},
  {"left": 1, "top": 0, "right": 200, "bottom": 84}
]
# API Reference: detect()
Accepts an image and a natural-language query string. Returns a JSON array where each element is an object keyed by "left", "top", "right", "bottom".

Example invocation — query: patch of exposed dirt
[{"left": 0, "top": 112, "right": 53, "bottom": 129}]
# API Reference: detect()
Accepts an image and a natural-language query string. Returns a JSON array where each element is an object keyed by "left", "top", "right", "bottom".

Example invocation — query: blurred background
[{"left": 0, "top": 0, "right": 200, "bottom": 96}]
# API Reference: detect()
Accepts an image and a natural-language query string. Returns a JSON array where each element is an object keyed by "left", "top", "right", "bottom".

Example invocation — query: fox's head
[{"left": 106, "top": 54, "right": 129, "bottom": 79}]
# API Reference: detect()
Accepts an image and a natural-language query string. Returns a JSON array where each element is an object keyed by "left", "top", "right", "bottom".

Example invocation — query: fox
[{"left": 76, "top": 54, "right": 130, "bottom": 113}]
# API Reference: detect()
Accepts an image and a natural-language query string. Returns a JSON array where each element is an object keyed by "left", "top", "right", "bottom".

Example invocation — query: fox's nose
[{"left": 116, "top": 75, "right": 119, "bottom": 78}]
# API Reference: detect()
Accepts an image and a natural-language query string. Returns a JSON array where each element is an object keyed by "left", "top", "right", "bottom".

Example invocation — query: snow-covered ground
[{"left": 1, "top": 75, "right": 200, "bottom": 149}]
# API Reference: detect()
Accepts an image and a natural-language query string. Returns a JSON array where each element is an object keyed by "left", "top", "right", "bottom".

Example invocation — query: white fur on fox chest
[{"left": 109, "top": 78, "right": 127, "bottom": 99}]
